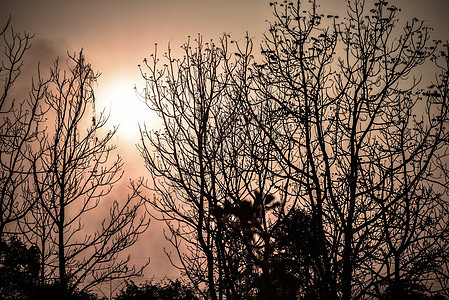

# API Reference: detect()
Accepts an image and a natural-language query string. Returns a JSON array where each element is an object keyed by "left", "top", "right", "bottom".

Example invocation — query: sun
[{"left": 98, "top": 78, "right": 158, "bottom": 142}]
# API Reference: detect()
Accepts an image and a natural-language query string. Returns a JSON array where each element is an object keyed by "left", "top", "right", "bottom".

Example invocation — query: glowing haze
[{"left": 1, "top": 0, "right": 449, "bottom": 288}]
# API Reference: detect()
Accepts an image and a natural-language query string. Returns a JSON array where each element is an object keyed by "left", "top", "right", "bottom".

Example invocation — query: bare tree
[
  {"left": 137, "top": 0, "right": 449, "bottom": 299},
  {"left": 0, "top": 17, "right": 47, "bottom": 242},
  {"left": 248, "top": 0, "right": 449, "bottom": 299},
  {"left": 22, "top": 51, "right": 150, "bottom": 295},
  {"left": 137, "top": 35, "right": 285, "bottom": 299}
]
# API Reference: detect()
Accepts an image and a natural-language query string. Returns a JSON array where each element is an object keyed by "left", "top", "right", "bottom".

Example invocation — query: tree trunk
[
  {"left": 58, "top": 195, "right": 66, "bottom": 294},
  {"left": 342, "top": 227, "right": 353, "bottom": 300}
]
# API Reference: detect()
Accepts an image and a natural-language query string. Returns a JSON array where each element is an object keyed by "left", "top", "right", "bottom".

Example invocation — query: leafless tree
[
  {"left": 0, "top": 17, "right": 46, "bottom": 242},
  {"left": 248, "top": 0, "right": 449, "bottom": 299},
  {"left": 137, "top": 35, "right": 285, "bottom": 299},
  {"left": 137, "top": 0, "right": 449, "bottom": 299},
  {"left": 20, "top": 52, "right": 150, "bottom": 295}
]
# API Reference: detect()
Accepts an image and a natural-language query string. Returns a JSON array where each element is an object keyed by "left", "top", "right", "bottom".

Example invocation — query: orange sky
[
  {"left": 1, "top": 0, "right": 448, "bottom": 150},
  {"left": 1, "top": 0, "right": 449, "bottom": 291}
]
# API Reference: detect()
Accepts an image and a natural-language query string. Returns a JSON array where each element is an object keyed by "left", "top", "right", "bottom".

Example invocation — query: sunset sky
[{"left": 1, "top": 0, "right": 449, "bottom": 290}]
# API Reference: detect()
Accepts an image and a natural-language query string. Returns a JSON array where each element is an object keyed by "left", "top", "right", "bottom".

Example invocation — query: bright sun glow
[{"left": 99, "top": 79, "right": 158, "bottom": 142}]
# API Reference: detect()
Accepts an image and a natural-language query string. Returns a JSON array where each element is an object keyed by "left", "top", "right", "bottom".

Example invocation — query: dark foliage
[
  {"left": 114, "top": 279, "right": 199, "bottom": 300},
  {"left": 0, "top": 236, "right": 39, "bottom": 300},
  {"left": 0, "top": 236, "right": 103, "bottom": 300},
  {"left": 270, "top": 209, "right": 332, "bottom": 299},
  {"left": 32, "top": 284, "right": 101, "bottom": 300},
  {"left": 379, "top": 280, "right": 448, "bottom": 300}
]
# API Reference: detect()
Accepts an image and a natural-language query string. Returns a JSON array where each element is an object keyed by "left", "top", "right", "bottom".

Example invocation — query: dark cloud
[{"left": 1, "top": 36, "right": 70, "bottom": 107}]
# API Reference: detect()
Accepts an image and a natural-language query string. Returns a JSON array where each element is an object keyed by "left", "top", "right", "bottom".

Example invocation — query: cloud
[
  {"left": 1, "top": 36, "right": 70, "bottom": 107},
  {"left": 24, "top": 37, "right": 74, "bottom": 79}
]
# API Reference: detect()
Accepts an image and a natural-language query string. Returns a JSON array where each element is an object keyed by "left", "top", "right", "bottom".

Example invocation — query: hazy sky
[
  {"left": 1, "top": 0, "right": 448, "bottom": 147},
  {"left": 1, "top": 0, "right": 449, "bottom": 289}
]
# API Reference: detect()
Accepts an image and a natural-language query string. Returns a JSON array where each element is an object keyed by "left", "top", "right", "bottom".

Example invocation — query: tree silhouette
[
  {"left": 139, "top": 0, "right": 449, "bottom": 299},
  {"left": 18, "top": 52, "right": 150, "bottom": 296},
  {"left": 247, "top": 0, "right": 449, "bottom": 299},
  {"left": 0, "top": 17, "right": 46, "bottom": 244},
  {"left": 137, "top": 35, "right": 284, "bottom": 299}
]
